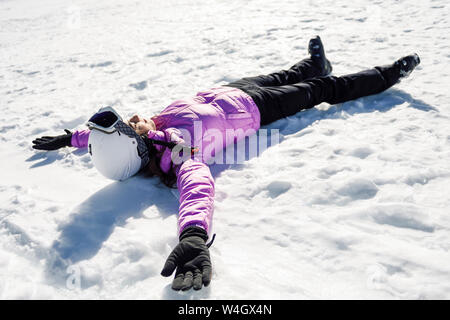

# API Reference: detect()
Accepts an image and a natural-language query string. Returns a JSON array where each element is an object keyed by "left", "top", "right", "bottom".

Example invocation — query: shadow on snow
[
  {"left": 210, "top": 87, "right": 438, "bottom": 177},
  {"left": 37, "top": 87, "right": 436, "bottom": 288},
  {"left": 44, "top": 176, "right": 178, "bottom": 288}
]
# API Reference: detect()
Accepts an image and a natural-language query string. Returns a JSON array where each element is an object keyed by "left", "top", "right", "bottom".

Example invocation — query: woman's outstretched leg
[
  {"left": 226, "top": 36, "right": 332, "bottom": 88},
  {"left": 250, "top": 54, "right": 420, "bottom": 125}
]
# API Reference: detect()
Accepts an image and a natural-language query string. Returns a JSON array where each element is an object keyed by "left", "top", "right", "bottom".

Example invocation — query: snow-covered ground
[{"left": 1, "top": 0, "right": 449, "bottom": 299}]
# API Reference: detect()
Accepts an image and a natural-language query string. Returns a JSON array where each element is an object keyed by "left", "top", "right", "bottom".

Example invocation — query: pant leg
[
  {"left": 249, "top": 64, "right": 402, "bottom": 125},
  {"left": 226, "top": 58, "right": 325, "bottom": 88}
]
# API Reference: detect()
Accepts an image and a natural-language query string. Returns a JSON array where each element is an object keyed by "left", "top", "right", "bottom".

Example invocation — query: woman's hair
[{"left": 143, "top": 144, "right": 177, "bottom": 188}]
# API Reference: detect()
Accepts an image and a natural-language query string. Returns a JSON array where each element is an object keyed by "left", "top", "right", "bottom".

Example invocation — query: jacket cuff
[
  {"left": 179, "top": 226, "right": 208, "bottom": 242},
  {"left": 71, "top": 129, "right": 90, "bottom": 148}
]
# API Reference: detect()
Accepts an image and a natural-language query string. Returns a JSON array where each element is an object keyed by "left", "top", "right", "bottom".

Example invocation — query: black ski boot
[
  {"left": 308, "top": 35, "right": 332, "bottom": 76},
  {"left": 395, "top": 53, "right": 420, "bottom": 78}
]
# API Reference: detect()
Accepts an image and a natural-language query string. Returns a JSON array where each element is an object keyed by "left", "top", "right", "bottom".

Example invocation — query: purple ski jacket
[{"left": 71, "top": 87, "right": 261, "bottom": 236}]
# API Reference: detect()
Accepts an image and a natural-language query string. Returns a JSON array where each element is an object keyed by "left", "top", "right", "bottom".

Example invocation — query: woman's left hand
[{"left": 161, "top": 226, "right": 213, "bottom": 291}]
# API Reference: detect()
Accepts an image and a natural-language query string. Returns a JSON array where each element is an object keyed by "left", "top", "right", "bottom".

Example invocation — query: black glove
[
  {"left": 32, "top": 129, "right": 72, "bottom": 151},
  {"left": 161, "top": 226, "right": 215, "bottom": 291}
]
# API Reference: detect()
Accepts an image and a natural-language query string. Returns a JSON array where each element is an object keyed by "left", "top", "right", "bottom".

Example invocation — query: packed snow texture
[{"left": 1, "top": 0, "right": 450, "bottom": 299}]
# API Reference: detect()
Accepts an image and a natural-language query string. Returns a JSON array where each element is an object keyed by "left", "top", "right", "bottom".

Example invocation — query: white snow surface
[{"left": 1, "top": 0, "right": 450, "bottom": 299}]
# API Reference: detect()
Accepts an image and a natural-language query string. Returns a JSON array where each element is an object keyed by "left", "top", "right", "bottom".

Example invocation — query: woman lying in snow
[{"left": 32, "top": 36, "right": 420, "bottom": 291}]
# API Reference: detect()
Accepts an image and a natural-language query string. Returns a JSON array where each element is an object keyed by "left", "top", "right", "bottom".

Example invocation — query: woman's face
[{"left": 127, "top": 114, "right": 156, "bottom": 135}]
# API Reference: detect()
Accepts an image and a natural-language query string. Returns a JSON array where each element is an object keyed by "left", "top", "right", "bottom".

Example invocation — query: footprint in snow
[
  {"left": 79, "top": 61, "right": 113, "bottom": 68},
  {"left": 369, "top": 205, "right": 435, "bottom": 233},
  {"left": 129, "top": 81, "right": 147, "bottom": 91},
  {"left": 348, "top": 147, "right": 374, "bottom": 159},
  {"left": 336, "top": 178, "right": 378, "bottom": 200},
  {"left": 146, "top": 50, "right": 174, "bottom": 57},
  {"left": 265, "top": 181, "right": 292, "bottom": 199}
]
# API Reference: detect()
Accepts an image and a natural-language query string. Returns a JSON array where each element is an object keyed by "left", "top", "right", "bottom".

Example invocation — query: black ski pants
[{"left": 225, "top": 58, "right": 401, "bottom": 125}]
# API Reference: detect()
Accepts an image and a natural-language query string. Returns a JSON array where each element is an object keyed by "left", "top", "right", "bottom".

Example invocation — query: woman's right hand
[{"left": 32, "top": 129, "right": 73, "bottom": 150}]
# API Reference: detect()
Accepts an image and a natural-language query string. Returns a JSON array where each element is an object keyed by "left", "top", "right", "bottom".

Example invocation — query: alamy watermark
[
  {"left": 366, "top": 264, "right": 387, "bottom": 290},
  {"left": 66, "top": 5, "right": 81, "bottom": 29},
  {"left": 169, "top": 120, "right": 281, "bottom": 165},
  {"left": 0, "top": 264, "right": 80, "bottom": 298},
  {"left": 66, "top": 265, "right": 81, "bottom": 291}
]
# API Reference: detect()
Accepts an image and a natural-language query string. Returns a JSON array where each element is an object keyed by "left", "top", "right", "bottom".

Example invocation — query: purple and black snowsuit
[{"left": 71, "top": 58, "right": 401, "bottom": 237}]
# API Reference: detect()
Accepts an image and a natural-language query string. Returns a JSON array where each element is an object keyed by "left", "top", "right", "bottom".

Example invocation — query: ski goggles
[{"left": 86, "top": 107, "right": 150, "bottom": 169}]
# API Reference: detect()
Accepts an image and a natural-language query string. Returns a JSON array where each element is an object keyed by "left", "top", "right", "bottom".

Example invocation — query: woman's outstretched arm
[
  {"left": 161, "top": 159, "right": 215, "bottom": 291},
  {"left": 32, "top": 129, "right": 90, "bottom": 150},
  {"left": 176, "top": 159, "right": 215, "bottom": 234}
]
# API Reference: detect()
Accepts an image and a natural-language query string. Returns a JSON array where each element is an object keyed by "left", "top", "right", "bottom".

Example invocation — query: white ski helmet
[{"left": 88, "top": 129, "right": 143, "bottom": 181}]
